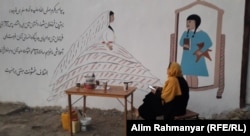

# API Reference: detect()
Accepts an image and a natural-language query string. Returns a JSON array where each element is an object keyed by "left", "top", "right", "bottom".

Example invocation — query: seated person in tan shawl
[{"left": 134, "top": 62, "right": 189, "bottom": 120}]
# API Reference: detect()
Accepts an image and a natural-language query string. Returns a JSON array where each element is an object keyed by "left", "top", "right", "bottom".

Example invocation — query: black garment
[
  {"left": 162, "top": 76, "right": 189, "bottom": 120},
  {"left": 138, "top": 89, "right": 163, "bottom": 120},
  {"left": 138, "top": 76, "right": 189, "bottom": 120}
]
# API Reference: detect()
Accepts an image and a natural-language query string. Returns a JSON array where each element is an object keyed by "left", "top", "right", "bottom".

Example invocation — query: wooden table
[{"left": 65, "top": 85, "right": 136, "bottom": 136}]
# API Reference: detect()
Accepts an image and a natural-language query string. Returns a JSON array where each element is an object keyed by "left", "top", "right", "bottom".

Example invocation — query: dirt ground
[
  {"left": 1, "top": 102, "right": 250, "bottom": 136},
  {"left": 0, "top": 102, "right": 130, "bottom": 136}
]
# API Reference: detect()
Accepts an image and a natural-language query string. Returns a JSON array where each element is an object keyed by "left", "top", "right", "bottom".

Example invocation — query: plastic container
[
  {"left": 61, "top": 110, "right": 78, "bottom": 131},
  {"left": 80, "top": 117, "right": 92, "bottom": 126},
  {"left": 80, "top": 117, "right": 92, "bottom": 131},
  {"left": 72, "top": 119, "right": 80, "bottom": 134}
]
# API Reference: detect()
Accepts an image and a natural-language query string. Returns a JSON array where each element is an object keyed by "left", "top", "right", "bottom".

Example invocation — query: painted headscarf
[{"left": 161, "top": 62, "right": 182, "bottom": 103}]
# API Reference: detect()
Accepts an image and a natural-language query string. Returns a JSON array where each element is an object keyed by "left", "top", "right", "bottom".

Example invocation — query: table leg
[
  {"left": 68, "top": 94, "right": 73, "bottom": 136},
  {"left": 83, "top": 96, "right": 86, "bottom": 114},
  {"left": 131, "top": 93, "right": 133, "bottom": 119},
  {"left": 124, "top": 97, "right": 127, "bottom": 136}
]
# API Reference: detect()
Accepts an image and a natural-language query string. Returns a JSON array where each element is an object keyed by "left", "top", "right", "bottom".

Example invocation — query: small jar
[{"left": 72, "top": 118, "right": 80, "bottom": 134}]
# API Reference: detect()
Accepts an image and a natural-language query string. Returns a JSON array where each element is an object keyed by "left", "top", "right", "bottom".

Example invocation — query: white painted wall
[{"left": 0, "top": 0, "right": 245, "bottom": 118}]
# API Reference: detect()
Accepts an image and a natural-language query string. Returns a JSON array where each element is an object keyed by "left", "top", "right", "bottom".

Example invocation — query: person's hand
[
  {"left": 183, "top": 44, "right": 190, "bottom": 50},
  {"left": 151, "top": 89, "right": 156, "bottom": 94},
  {"left": 154, "top": 86, "right": 161, "bottom": 89},
  {"left": 151, "top": 86, "right": 159, "bottom": 94},
  {"left": 154, "top": 86, "right": 163, "bottom": 95},
  {"left": 195, "top": 50, "right": 202, "bottom": 56}
]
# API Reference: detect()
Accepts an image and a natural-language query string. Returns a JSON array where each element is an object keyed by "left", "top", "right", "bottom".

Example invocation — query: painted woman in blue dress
[{"left": 179, "top": 14, "right": 212, "bottom": 88}]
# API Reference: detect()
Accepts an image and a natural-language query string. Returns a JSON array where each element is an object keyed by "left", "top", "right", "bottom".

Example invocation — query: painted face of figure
[
  {"left": 110, "top": 15, "right": 114, "bottom": 23},
  {"left": 186, "top": 20, "right": 196, "bottom": 30}
]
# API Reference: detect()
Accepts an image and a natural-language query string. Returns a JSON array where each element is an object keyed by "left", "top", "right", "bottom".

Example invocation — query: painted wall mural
[
  {"left": 47, "top": 10, "right": 162, "bottom": 102},
  {"left": 170, "top": 0, "right": 225, "bottom": 98},
  {"left": 0, "top": 0, "right": 245, "bottom": 117},
  {"left": 1, "top": 3, "right": 64, "bottom": 77},
  {"left": 179, "top": 14, "right": 212, "bottom": 88}
]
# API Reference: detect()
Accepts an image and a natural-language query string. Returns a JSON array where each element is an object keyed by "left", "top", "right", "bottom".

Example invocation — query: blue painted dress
[{"left": 179, "top": 30, "right": 212, "bottom": 76}]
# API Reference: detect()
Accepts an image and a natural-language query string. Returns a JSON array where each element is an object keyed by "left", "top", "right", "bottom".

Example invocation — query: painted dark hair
[
  {"left": 186, "top": 14, "right": 201, "bottom": 38},
  {"left": 109, "top": 11, "right": 114, "bottom": 32},
  {"left": 109, "top": 11, "right": 114, "bottom": 16}
]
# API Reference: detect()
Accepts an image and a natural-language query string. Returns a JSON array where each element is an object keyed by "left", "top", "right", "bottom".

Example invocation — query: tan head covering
[{"left": 161, "top": 62, "right": 182, "bottom": 103}]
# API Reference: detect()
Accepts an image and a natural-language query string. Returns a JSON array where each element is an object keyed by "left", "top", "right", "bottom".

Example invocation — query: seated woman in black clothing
[{"left": 134, "top": 62, "right": 189, "bottom": 120}]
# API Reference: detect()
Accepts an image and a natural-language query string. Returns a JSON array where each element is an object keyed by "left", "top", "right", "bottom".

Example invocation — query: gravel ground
[
  {"left": 0, "top": 102, "right": 250, "bottom": 136},
  {"left": 0, "top": 102, "right": 127, "bottom": 136}
]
